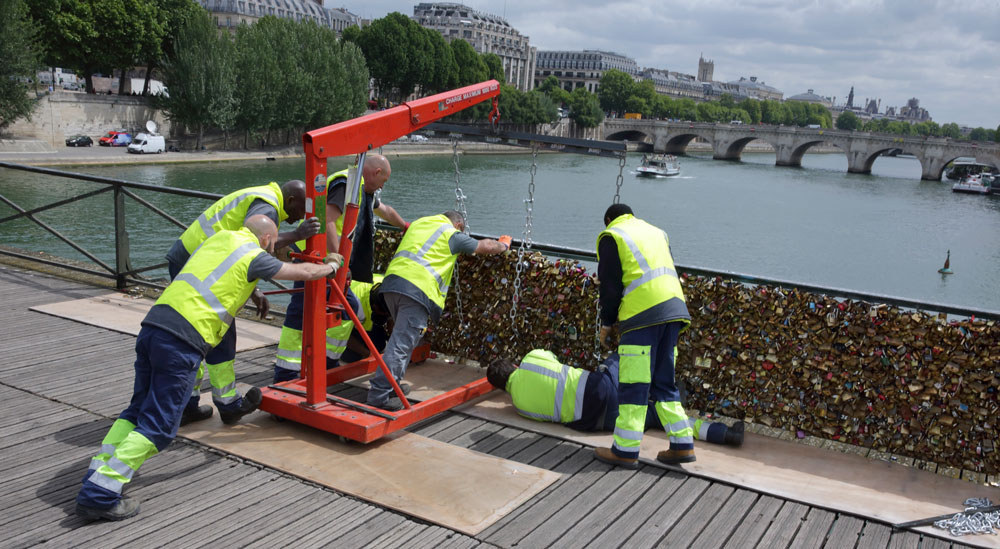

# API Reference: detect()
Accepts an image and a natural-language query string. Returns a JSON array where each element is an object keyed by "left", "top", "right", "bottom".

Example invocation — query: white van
[{"left": 127, "top": 133, "right": 165, "bottom": 154}]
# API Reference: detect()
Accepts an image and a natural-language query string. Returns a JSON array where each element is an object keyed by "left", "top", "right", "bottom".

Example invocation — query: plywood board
[
  {"left": 457, "top": 393, "right": 1000, "bottom": 548},
  {"left": 180, "top": 390, "right": 560, "bottom": 536},
  {"left": 30, "top": 292, "right": 280, "bottom": 352},
  {"left": 344, "top": 357, "right": 485, "bottom": 401}
]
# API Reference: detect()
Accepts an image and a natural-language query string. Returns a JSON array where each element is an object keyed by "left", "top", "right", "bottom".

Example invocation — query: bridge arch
[
  {"left": 777, "top": 140, "right": 847, "bottom": 168},
  {"left": 605, "top": 130, "right": 653, "bottom": 149},
  {"left": 660, "top": 132, "right": 714, "bottom": 155},
  {"left": 925, "top": 153, "right": 1000, "bottom": 181},
  {"left": 714, "top": 136, "right": 780, "bottom": 161}
]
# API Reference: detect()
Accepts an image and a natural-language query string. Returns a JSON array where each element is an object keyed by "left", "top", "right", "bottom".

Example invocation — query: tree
[
  {"left": 28, "top": 0, "right": 102, "bottom": 93},
  {"left": 537, "top": 75, "right": 569, "bottom": 106},
  {"left": 567, "top": 87, "right": 603, "bottom": 128},
  {"left": 450, "top": 39, "right": 487, "bottom": 88},
  {"left": 158, "top": 9, "right": 236, "bottom": 149},
  {"left": 968, "top": 127, "right": 990, "bottom": 141},
  {"left": 738, "top": 98, "right": 762, "bottom": 124},
  {"left": 940, "top": 122, "right": 961, "bottom": 139},
  {"left": 597, "top": 69, "right": 634, "bottom": 115},
  {"left": 341, "top": 24, "right": 361, "bottom": 45},
  {"left": 355, "top": 12, "right": 431, "bottom": 102},
  {"left": 422, "top": 29, "right": 457, "bottom": 93},
  {"left": 624, "top": 97, "right": 649, "bottom": 118},
  {"left": 481, "top": 53, "right": 505, "bottom": 86},
  {"left": 140, "top": 0, "right": 202, "bottom": 96},
  {"left": 0, "top": 0, "right": 41, "bottom": 132}
]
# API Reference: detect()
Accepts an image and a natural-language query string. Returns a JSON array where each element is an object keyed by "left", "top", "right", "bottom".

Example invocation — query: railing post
[{"left": 113, "top": 185, "right": 131, "bottom": 289}]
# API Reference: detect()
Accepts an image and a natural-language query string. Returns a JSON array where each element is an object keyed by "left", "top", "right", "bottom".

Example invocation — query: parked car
[
  {"left": 65, "top": 135, "right": 93, "bottom": 147},
  {"left": 99, "top": 130, "right": 128, "bottom": 146},
  {"left": 127, "top": 133, "right": 165, "bottom": 154},
  {"left": 110, "top": 133, "right": 132, "bottom": 147}
]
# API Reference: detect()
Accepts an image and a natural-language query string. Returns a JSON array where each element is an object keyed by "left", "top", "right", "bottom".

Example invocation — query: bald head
[
  {"left": 361, "top": 154, "right": 391, "bottom": 193},
  {"left": 280, "top": 179, "right": 307, "bottom": 222},
  {"left": 245, "top": 214, "right": 278, "bottom": 253}
]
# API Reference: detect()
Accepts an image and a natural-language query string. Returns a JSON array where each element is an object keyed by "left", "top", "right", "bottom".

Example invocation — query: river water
[{"left": 2, "top": 150, "right": 998, "bottom": 312}]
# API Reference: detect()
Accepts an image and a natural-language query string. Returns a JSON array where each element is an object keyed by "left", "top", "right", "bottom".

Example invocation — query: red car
[{"left": 99, "top": 130, "right": 127, "bottom": 146}]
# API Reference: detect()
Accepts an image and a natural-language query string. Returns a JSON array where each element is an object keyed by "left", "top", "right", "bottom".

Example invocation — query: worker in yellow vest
[
  {"left": 593, "top": 203, "right": 694, "bottom": 469},
  {"left": 366, "top": 211, "right": 511, "bottom": 411},
  {"left": 487, "top": 350, "right": 743, "bottom": 445},
  {"left": 166, "top": 180, "right": 320, "bottom": 426},
  {"left": 77, "top": 215, "right": 341, "bottom": 521}
]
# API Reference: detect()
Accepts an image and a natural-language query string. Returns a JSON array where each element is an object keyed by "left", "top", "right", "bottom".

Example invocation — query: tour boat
[
  {"left": 951, "top": 173, "right": 992, "bottom": 194},
  {"left": 636, "top": 154, "right": 681, "bottom": 177}
]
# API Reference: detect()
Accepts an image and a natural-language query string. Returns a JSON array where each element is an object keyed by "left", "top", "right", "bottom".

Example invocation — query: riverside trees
[
  {"left": 157, "top": 12, "right": 368, "bottom": 149},
  {"left": 0, "top": 0, "right": 41, "bottom": 132}
]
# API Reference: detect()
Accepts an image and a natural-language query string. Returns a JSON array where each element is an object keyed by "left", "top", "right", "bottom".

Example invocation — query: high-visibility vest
[
  {"left": 327, "top": 169, "right": 365, "bottom": 237},
  {"left": 350, "top": 274, "right": 384, "bottom": 331},
  {"left": 385, "top": 214, "right": 458, "bottom": 310},
  {"left": 507, "top": 349, "right": 590, "bottom": 424},
  {"left": 158, "top": 228, "right": 265, "bottom": 348},
  {"left": 326, "top": 317, "right": 352, "bottom": 361},
  {"left": 597, "top": 214, "right": 688, "bottom": 324},
  {"left": 179, "top": 182, "right": 286, "bottom": 254}
]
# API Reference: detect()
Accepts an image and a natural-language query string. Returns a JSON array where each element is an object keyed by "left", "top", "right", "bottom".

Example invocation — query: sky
[{"left": 326, "top": 0, "right": 1000, "bottom": 129}]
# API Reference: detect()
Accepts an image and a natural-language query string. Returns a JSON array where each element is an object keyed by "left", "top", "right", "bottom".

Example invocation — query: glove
[
  {"left": 323, "top": 253, "right": 344, "bottom": 278},
  {"left": 295, "top": 217, "right": 321, "bottom": 239},
  {"left": 498, "top": 235, "right": 512, "bottom": 250}
]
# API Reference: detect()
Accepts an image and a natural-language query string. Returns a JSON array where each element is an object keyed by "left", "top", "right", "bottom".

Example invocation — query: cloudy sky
[{"left": 327, "top": 0, "right": 1000, "bottom": 128}]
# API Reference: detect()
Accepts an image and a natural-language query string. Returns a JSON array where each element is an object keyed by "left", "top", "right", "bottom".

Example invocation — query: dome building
[{"left": 787, "top": 89, "right": 832, "bottom": 107}]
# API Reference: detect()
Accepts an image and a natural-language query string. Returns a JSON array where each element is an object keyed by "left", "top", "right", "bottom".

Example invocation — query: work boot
[
  {"left": 76, "top": 497, "right": 140, "bottom": 521},
  {"left": 656, "top": 448, "right": 696, "bottom": 465},
  {"left": 594, "top": 447, "right": 639, "bottom": 470},
  {"left": 219, "top": 387, "right": 262, "bottom": 425},
  {"left": 179, "top": 405, "right": 213, "bottom": 426},
  {"left": 368, "top": 397, "right": 404, "bottom": 412},
  {"left": 725, "top": 421, "right": 745, "bottom": 447}
]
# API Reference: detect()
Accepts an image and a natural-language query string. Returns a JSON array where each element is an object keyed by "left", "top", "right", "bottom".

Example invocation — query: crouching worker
[
  {"left": 76, "top": 215, "right": 343, "bottom": 522},
  {"left": 486, "top": 349, "right": 743, "bottom": 446}
]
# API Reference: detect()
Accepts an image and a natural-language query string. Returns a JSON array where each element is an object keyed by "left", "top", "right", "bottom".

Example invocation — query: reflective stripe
[
  {"left": 391, "top": 223, "right": 453, "bottom": 296},
  {"left": 696, "top": 420, "right": 711, "bottom": 441},
  {"left": 197, "top": 191, "right": 275, "bottom": 239},
  {"left": 670, "top": 435, "right": 695, "bottom": 445},
  {"left": 326, "top": 335, "right": 348, "bottom": 348},
  {"left": 572, "top": 370, "right": 589, "bottom": 422},
  {"left": 668, "top": 419, "right": 690, "bottom": 434},
  {"left": 101, "top": 443, "right": 116, "bottom": 456},
  {"left": 326, "top": 348, "right": 343, "bottom": 360},
  {"left": 519, "top": 361, "right": 564, "bottom": 421},
  {"left": 106, "top": 457, "right": 136, "bottom": 480},
  {"left": 275, "top": 357, "right": 300, "bottom": 370},
  {"left": 88, "top": 457, "right": 106, "bottom": 472},
  {"left": 276, "top": 348, "right": 302, "bottom": 359},
  {"left": 175, "top": 242, "right": 260, "bottom": 324},
  {"left": 86, "top": 470, "right": 125, "bottom": 494},
  {"left": 613, "top": 426, "right": 644, "bottom": 442},
  {"left": 613, "top": 440, "right": 639, "bottom": 456},
  {"left": 213, "top": 382, "right": 238, "bottom": 403},
  {"left": 608, "top": 227, "right": 677, "bottom": 296}
]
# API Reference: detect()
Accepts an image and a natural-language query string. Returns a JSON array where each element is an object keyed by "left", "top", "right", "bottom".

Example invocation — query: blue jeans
[{"left": 366, "top": 293, "right": 426, "bottom": 406}]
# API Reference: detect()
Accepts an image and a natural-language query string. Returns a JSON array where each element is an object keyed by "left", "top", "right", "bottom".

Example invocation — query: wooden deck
[{"left": 0, "top": 265, "right": 981, "bottom": 548}]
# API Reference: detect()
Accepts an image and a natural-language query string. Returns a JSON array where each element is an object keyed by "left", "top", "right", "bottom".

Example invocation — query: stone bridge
[{"left": 603, "top": 119, "right": 1000, "bottom": 180}]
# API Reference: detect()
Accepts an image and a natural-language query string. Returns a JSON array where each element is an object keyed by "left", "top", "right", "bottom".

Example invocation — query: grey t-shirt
[
  {"left": 327, "top": 180, "right": 381, "bottom": 283},
  {"left": 380, "top": 231, "right": 480, "bottom": 323},
  {"left": 144, "top": 248, "right": 284, "bottom": 355},
  {"left": 165, "top": 199, "right": 280, "bottom": 275}
]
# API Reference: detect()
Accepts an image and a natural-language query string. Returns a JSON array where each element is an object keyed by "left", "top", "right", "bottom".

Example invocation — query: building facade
[
  {"left": 697, "top": 55, "right": 714, "bottom": 82},
  {"left": 195, "top": 0, "right": 360, "bottom": 35},
  {"left": 412, "top": 3, "right": 536, "bottom": 91},
  {"left": 787, "top": 89, "right": 832, "bottom": 107},
  {"left": 534, "top": 50, "right": 639, "bottom": 93},
  {"left": 639, "top": 68, "right": 703, "bottom": 99}
]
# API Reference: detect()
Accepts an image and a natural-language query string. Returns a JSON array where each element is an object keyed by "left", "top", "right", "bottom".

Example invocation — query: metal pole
[{"left": 112, "top": 185, "right": 131, "bottom": 289}]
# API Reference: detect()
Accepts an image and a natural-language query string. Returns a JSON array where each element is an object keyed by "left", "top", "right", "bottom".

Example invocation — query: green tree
[
  {"left": 536, "top": 75, "right": 569, "bottom": 106},
  {"left": 738, "top": 98, "right": 762, "bottom": 124},
  {"left": 674, "top": 98, "right": 697, "bottom": 121},
  {"left": 422, "top": 29, "right": 457, "bottom": 93},
  {"left": 481, "top": 52, "right": 505, "bottom": 86},
  {"left": 940, "top": 122, "right": 961, "bottom": 139},
  {"left": 450, "top": 39, "right": 487, "bottom": 88},
  {"left": 234, "top": 20, "right": 280, "bottom": 145},
  {"left": 718, "top": 93, "right": 736, "bottom": 109},
  {"left": 341, "top": 24, "right": 361, "bottom": 44},
  {"left": 140, "top": 0, "right": 202, "bottom": 96},
  {"left": 0, "top": 0, "right": 41, "bottom": 131},
  {"left": 968, "top": 127, "right": 990, "bottom": 141},
  {"left": 28, "top": 0, "right": 102, "bottom": 92},
  {"left": 624, "top": 97, "right": 649, "bottom": 118},
  {"left": 356, "top": 12, "right": 431, "bottom": 102},
  {"left": 996, "top": 124, "right": 1000, "bottom": 142},
  {"left": 567, "top": 86, "right": 603, "bottom": 127},
  {"left": 597, "top": 69, "right": 634, "bottom": 115},
  {"left": 158, "top": 9, "right": 235, "bottom": 149}
]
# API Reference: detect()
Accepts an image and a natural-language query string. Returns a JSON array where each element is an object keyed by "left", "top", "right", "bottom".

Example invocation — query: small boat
[
  {"left": 636, "top": 154, "right": 680, "bottom": 177},
  {"left": 945, "top": 159, "right": 998, "bottom": 181},
  {"left": 938, "top": 250, "right": 953, "bottom": 274},
  {"left": 951, "top": 173, "right": 992, "bottom": 194}
]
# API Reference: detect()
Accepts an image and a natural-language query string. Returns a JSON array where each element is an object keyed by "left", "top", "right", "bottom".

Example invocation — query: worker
[
  {"left": 272, "top": 154, "right": 404, "bottom": 381},
  {"left": 76, "top": 216, "right": 343, "bottom": 521},
  {"left": 166, "top": 180, "right": 320, "bottom": 426},
  {"left": 594, "top": 203, "right": 694, "bottom": 469},
  {"left": 486, "top": 350, "right": 743, "bottom": 445},
  {"left": 366, "top": 210, "right": 511, "bottom": 411},
  {"left": 337, "top": 274, "right": 391, "bottom": 365}
]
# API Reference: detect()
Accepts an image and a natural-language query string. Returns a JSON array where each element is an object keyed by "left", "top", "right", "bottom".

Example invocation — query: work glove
[
  {"left": 294, "top": 217, "right": 321, "bottom": 239},
  {"left": 498, "top": 235, "right": 512, "bottom": 250},
  {"left": 323, "top": 253, "right": 344, "bottom": 278}
]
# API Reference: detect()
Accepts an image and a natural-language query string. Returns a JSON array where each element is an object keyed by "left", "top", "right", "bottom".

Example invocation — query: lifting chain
[
  {"left": 451, "top": 138, "right": 467, "bottom": 333},
  {"left": 934, "top": 498, "right": 1000, "bottom": 537},
  {"left": 593, "top": 290, "right": 602, "bottom": 361},
  {"left": 508, "top": 143, "right": 538, "bottom": 344},
  {"left": 613, "top": 140, "right": 627, "bottom": 204}
]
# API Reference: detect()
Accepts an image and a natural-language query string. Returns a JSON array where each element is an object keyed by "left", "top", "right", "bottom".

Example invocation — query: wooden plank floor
[{"left": 0, "top": 265, "right": 982, "bottom": 548}]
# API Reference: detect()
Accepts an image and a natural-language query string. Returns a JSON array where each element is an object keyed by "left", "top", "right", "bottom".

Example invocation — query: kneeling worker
[
  {"left": 76, "top": 215, "right": 343, "bottom": 521},
  {"left": 487, "top": 349, "right": 742, "bottom": 446},
  {"left": 366, "top": 210, "right": 511, "bottom": 411}
]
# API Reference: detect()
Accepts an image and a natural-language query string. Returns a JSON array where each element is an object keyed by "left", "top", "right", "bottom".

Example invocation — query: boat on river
[
  {"left": 951, "top": 173, "right": 995, "bottom": 194},
  {"left": 944, "top": 159, "right": 998, "bottom": 181},
  {"left": 636, "top": 154, "right": 680, "bottom": 177}
]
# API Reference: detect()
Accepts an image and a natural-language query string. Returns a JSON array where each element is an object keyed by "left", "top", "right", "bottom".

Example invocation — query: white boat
[
  {"left": 952, "top": 173, "right": 992, "bottom": 194},
  {"left": 636, "top": 154, "right": 680, "bottom": 177}
]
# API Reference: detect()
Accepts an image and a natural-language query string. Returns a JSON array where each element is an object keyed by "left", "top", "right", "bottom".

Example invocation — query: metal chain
[
  {"left": 508, "top": 143, "right": 538, "bottom": 343},
  {"left": 934, "top": 498, "right": 1000, "bottom": 537},
  {"left": 451, "top": 138, "right": 467, "bottom": 332},
  {"left": 613, "top": 140, "right": 627, "bottom": 204},
  {"left": 593, "top": 286, "right": 602, "bottom": 360}
]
